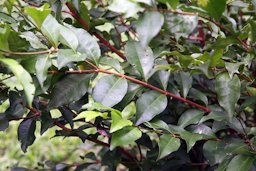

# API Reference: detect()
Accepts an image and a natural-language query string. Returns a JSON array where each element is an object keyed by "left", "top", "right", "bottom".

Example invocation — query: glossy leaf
[
  {"left": 125, "top": 41, "right": 154, "bottom": 79},
  {"left": 0, "top": 56, "right": 35, "bottom": 106},
  {"left": 199, "top": 111, "right": 228, "bottom": 124},
  {"left": 201, "top": 0, "right": 227, "bottom": 19},
  {"left": 20, "top": 31, "right": 48, "bottom": 49},
  {"left": 57, "top": 49, "right": 85, "bottom": 69},
  {"left": 226, "top": 155, "right": 255, "bottom": 171},
  {"left": 35, "top": 54, "right": 51, "bottom": 90},
  {"left": 48, "top": 74, "right": 91, "bottom": 109},
  {"left": 121, "top": 102, "right": 136, "bottom": 119},
  {"left": 93, "top": 75, "right": 128, "bottom": 107},
  {"left": 110, "top": 111, "right": 133, "bottom": 133},
  {"left": 75, "top": 111, "right": 107, "bottom": 122},
  {"left": 215, "top": 73, "right": 241, "bottom": 121},
  {"left": 178, "top": 109, "right": 205, "bottom": 128},
  {"left": 135, "top": 91, "right": 167, "bottom": 125},
  {"left": 68, "top": 26, "right": 101, "bottom": 64},
  {"left": 180, "top": 131, "right": 204, "bottom": 152},
  {"left": 136, "top": 12, "right": 164, "bottom": 48},
  {"left": 41, "top": 15, "right": 59, "bottom": 47},
  {"left": 175, "top": 72, "right": 192, "bottom": 98},
  {"left": 110, "top": 126, "right": 142, "bottom": 150},
  {"left": 157, "top": 135, "right": 180, "bottom": 160},
  {"left": 59, "top": 25, "right": 79, "bottom": 51}
]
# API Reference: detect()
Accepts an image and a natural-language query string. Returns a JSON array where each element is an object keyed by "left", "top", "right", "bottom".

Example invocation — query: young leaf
[
  {"left": 136, "top": 11, "right": 164, "bottom": 48},
  {"left": 226, "top": 155, "right": 255, "bottom": 171},
  {"left": 25, "top": 3, "right": 51, "bottom": 28},
  {"left": 18, "top": 118, "right": 36, "bottom": 152},
  {"left": 110, "top": 111, "right": 133, "bottom": 133},
  {"left": 178, "top": 109, "right": 205, "bottom": 128},
  {"left": 135, "top": 91, "right": 167, "bottom": 125},
  {"left": 35, "top": 54, "right": 51, "bottom": 90},
  {"left": 215, "top": 73, "right": 241, "bottom": 121},
  {"left": 41, "top": 15, "right": 59, "bottom": 47},
  {"left": 0, "top": 56, "right": 35, "bottom": 106},
  {"left": 121, "top": 102, "right": 136, "bottom": 119},
  {"left": 125, "top": 41, "right": 154, "bottom": 80},
  {"left": 157, "top": 135, "right": 180, "bottom": 160},
  {"left": 110, "top": 126, "right": 142, "bottom": 150},
  {"left": 93, "top": 75, "right": 128, "bottom": 107},
  {"left": 48, "top": 74, "right": 91, "bottom": 109},
  {"left": 75, "top": 111, "right": 107, "bottom": 122}
]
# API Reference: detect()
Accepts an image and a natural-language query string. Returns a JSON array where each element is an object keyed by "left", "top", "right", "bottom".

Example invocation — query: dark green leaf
[
  {"left": 180, "top": 131, "right": 204, "bottom": 152},
  {"left": 201, "top": 0, "right": 227, "bottom": 19},
  {"left": 18, "top": 118, "right": 36, "bottom": 152},
  {"left": 174, "top": 72, "right": 192, "bottom": 98},
  {"left": 157, "top": 135, "right": 180, "bottom": 160},
  {"left": 48, "top": 74, "right": 91, "bottom": 109},
  {"left": 135, "top": 91, "right": 167, "bottom": 125},
  {"left": 178, "top": 109, "right": 205, "bottom": 128},
  {"left": 215, "top": 73, "right": 241, "bottom": 121}
]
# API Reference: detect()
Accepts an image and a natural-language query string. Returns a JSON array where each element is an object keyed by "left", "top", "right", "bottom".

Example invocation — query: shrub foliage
[{"left": 0, "top": 0, "right": 256, "bottom": 170}]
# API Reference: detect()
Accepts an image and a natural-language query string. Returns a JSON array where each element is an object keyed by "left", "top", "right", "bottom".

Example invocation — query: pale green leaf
[
  {"left": 75, "top": 111, "right": 107, "bottom": 122},
  {"left": 57, "top": 49, "right": 86, "bottom": 69},
  {"left": 59, "top": 25, "right": 78, "bottom": 51},
  {"left": 121, "top": 102, "right": 136, "bottom": 119},
  {"left": 41, "top": 15, "right": 59, "bottom": 47},
  {"left": 35, "top": 54, "right": 51, "bottom": 90},
  {"left": 136, "top": 12, "right": 164, "bottom": 48},
  {"left": 110, "top": 111, "right": 133, "bottom": 133},
  {"left": 110, "top": 126, "right": 142, "bottom": 150},
  {"left": 0, "top": 56, "right": 35, "bottom": 106}
]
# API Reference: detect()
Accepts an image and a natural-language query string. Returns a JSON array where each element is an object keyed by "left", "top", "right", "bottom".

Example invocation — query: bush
[{"left": 0, "top": 0, "right": 256, "bottom": 170}]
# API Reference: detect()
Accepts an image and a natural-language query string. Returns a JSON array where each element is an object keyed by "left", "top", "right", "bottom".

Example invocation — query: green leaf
[
  {"left": 136, "top": 12, "right": 164, "bottom": 48},
  {"left": 18, "top": 118, "right": 36, "bottom": 153},
  {"left": 226, "top": 155, "right": 255, "bottom": 171},
  {"left": 25, "top": 3, "right": 51, "bottom": 28},
  {"left": 20, "top": 31, "right": 48, "bottom": 49},
  {"left": 59, "top": 25, "right": 78, "bottom": 51},
  {"left": 68, "top": 26, "right": 101, "bottom": 64},
  {"left": 110, "top": 126, "right": 142, "bottom": 150},
  {"left": 249, "top": 20, "right": 256, "bottom": 44},
  {"left": 80, "top": 1, "right": 90, "bottom": 27},
  {"left": 135, "top": 91, "right": 167, "bottom": 125},
  {"left": 201, "top": 0, "right": 227, "bottom": 20},
  {"left": 189, "top": 88, "right": 208, "bottom": 105},
  {"left": 108, "top": 0, "right": 143, "bottom": 18},
  {"left": 110, "top": 111, "right": 133, "bottom": 133},
  {"left": 125, "top": 41, "right": 154, "bottom": 79},
  {"left": 210, "top": 49, "right": 223, "bottom": 67},
  {"left": 48, "top": 74, "right": 91, "bottom": 109},
  {"left": 75, "top": 111, "right": 107, "bottom": 122},
  {"left": 41, "top": 15, "right": 59, "bottom": 47},
  {"left": 215, "top": 73, "right": 241, "bottom": 121},
  {"left": 35, "top": 54, "right": 51, "bottom": 90},
  {"left": 100, "top": 57, "right": 122, "bottom": 72},
  {"left": 145, "top": 119, "right": 173, "bottom": 133},
  {"left": 0, "top": 24, "right": 10, "bottom": 51},
  {"left": 121, "top": 102, "right": 136, "bottom": 119},
  {"left": 157, "top": 135, "right": 180, "bottom": 160},
  {"left": 180, "top": 131, "right": 204, "bottom": 152},
  {"left": 178, "top": 109, "right": 205, "bottom": 128},
  {"left": 225, "top": 62, "right": 243, "bottom": 78},
  {"left": 0, "top": 56, "right": 35, "bottom": 106},
  {"left": 93, "top": 75, "right": 128, "bottom": 107},
  {"left": 203, "top": 140, "right": 227, "bottom": 165},
  {"left": 166, "top": 13, "right": 198, "bottom": 39},
  {"left": 57, "top": 49, "right": 86, "bottom": 69},
  {"left": 199, "top": 111, "right": 228, "bottom": 124},
  {"left": 174, "top": 72, "right": 192, "bottom": 98}
]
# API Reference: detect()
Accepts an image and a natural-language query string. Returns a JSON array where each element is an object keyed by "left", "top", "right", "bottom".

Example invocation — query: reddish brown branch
[
  {"left": 65, "top": 2, "right": 126, "bottom": 60},
  {"left": 49, "top": 68, "right": 211, "bottom": 112}
]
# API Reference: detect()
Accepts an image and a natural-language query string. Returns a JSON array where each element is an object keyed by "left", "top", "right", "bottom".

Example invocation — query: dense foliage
[{"left": 0, "top": 0, "right": 256, "bottom": 170}]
